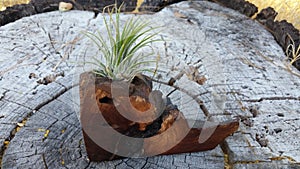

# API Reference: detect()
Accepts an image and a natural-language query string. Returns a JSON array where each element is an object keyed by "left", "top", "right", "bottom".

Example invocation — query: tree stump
[{"left": 0, "top": 1, "right": 300, "bottom": 168}]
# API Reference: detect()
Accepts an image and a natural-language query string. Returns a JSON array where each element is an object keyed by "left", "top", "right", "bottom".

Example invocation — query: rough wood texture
[
  {"left": 1, "top": 1, "right": 300, "bottom": 168},
  {"left": 79, "top": 72, "right": 238, "bottom": 161}
]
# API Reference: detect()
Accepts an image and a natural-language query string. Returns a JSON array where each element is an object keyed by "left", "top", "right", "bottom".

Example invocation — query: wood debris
[
  {"left": 59, "top": 2, "right": 73, "bottom": 12},
  {"left": 174, "top": 12, "right": 188, "bottom": 19}
]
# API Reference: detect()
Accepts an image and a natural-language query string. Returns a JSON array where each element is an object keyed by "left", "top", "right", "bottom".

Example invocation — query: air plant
[{"left": 83, "top": 4, "right": 161, "bottom": 81}]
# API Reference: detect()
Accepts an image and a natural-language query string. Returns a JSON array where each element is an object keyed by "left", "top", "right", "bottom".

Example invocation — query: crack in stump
[
  {"left": 244, "top": 96, "right": 300, "bottom": 102},
  {"left": 0, "top": 84, "right": 76, "bottom": 167},
  {"left": 42, "top": 153, "right": 49, "bottom": 169},
  {"left": 220, "top": 141, "right": 233, "bottom": 169}
]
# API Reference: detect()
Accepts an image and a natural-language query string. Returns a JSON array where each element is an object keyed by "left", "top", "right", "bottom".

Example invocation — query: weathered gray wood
[{"left": 1, "top": 1, "right": 300, "bottom": 168}]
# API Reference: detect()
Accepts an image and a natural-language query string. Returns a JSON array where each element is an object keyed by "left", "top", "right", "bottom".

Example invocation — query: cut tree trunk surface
[
  {"left": 1, "top": 0, "right": 299, "bottom": 69},
  {"left": 1, "top": 1, "right": 300, "bottom": 168}
]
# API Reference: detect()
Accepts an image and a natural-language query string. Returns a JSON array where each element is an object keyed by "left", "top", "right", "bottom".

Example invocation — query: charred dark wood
[
  {"left": 138, "top": 0, "right": 183, "bottom": 12},
  {"left": 0, "top": 4, "right": 36, "bottom": 26},
  {"left": 255, "top": 7, "right": 300, "bottom": 70},
  {"left": 208, "top": 0, "right": 258, "bottom": 17}
]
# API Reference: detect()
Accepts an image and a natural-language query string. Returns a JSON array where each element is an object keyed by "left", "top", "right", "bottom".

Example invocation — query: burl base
[{"left": 79, "top": 72, "right": 239, "bottom": 162}]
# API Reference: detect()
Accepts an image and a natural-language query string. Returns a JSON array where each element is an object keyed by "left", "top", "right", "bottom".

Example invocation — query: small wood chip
[
  {"left": 186, "top": 66, "right": 206, "bottom": 85},
  {"left": 59, "top": 2, "right": 73, "bottom": 12},
  {"left": 17, "top": 122, "right": 24, "bottom": 127},
  {"left": 168, "top": 77, "right": 176, "bottom": 86},
  {"left": 196, "top": 76, "right": 207, "bottom": 85},
  {"left": 4, "top": 141, "right": 10, "bottom": 146},
  {"left": 174, "top": 12, "right": 188, "bottom": 19},
  {"left": 38, "top": 128, "right": 46, "bottom": 132},
  {"left": 249, "top": 106, "right": 259, "bottom": 117},
  {"left": 44, "top": 130, "right": 50, "bottom": 138},
  {"left": 29, "top": 73, "right": 37, "bottom": 79},
  {"left": 37, "top": 72, "right": 64, "bottom": 85},
  {"left": 255, "top": 133, "right": 268, "bottom": 147}
]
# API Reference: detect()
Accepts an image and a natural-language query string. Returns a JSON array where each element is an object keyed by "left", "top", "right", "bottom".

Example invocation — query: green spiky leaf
[{"left": 83, "top": 4, "right": 161, "bottom": 81}]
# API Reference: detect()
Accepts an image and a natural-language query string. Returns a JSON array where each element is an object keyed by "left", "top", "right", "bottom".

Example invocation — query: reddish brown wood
[
  {"left": 79, "top": 72, "right": 239, "bottom": 162},
  {"left": 160, "top": 119, "right": 239, "bottom": 155},
  {"left": 80, "top": 72, "right": 156, "bottom": 133}
]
